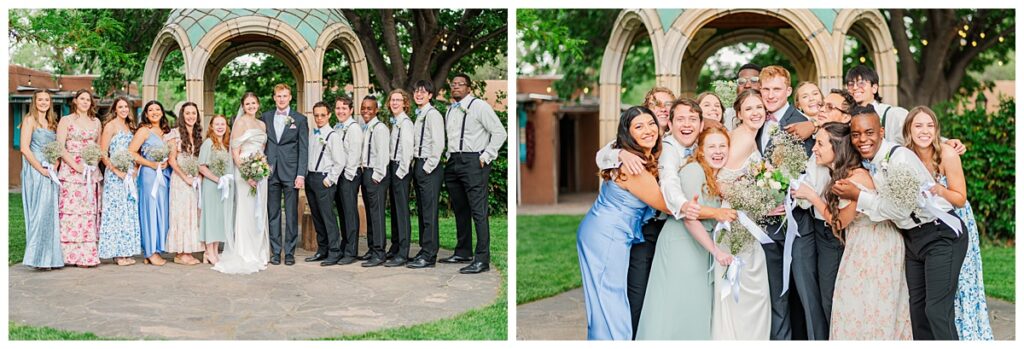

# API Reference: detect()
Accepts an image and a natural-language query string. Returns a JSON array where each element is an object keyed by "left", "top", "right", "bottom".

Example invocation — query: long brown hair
[
  {"left": 101, "top": 97, "right": 137, "bottom": 132},
  {"left": 903, "top": 106, "right": 943, "bottom": 178},
  {"left": 71, "top": 89, "right": 98, "bottom": 119},
  {"left": 685, "top": 125, "right": 730, "bottom": 198},
  {"left": 27, "top": 90, "right": 57, "bottom": 131},
  {"left": 600, "top": 106, "right": 661, "bottom": 181},
  {"left": 205, "top": 114, "right": 231, "bottom": 151},
  {"left": 821, "top": 122, "right": 863, "bottom": 244},
  {"left": 176, "top": 102, "right": 202, "bottom": 156}
]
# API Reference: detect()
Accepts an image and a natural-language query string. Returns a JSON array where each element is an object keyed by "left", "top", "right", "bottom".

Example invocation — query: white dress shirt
[
  {"left": 333, "top": 117, "right": 364, "bottom": 181},
  {"left": 658, "top": 136, "right": 696, "bottom": 219},
  {"left": 274, "top": 107, "right": 289, "bottom": 143},
  {"left": 414, "top": 105, "right": 446, "bottom": 174},
  {"left": 360, "top": 117, "right": 391, "bottom": 183},
  {"left": 390, "top": 112, "right": 415, "bottom": 180},
  {"left": 871, "top": 101, "right": 910, "bottom": 145},
  {"left": 444, "top": 94, "right": 507, "bottom": 164},
  {"left": 308, "top": 123, "right": 345, "bottom": 185},
  {"left": 855, "top": 139, "right": 953, "bottom": 229}
]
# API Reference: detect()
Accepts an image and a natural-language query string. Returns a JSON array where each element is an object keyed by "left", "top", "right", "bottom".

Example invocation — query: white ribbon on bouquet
[
  {"left": 150, "top": 162, "right": 165, "bottom": 198},
  {"left": 217, "top": 175, "right": 234, "bottom": 201},
  {"left": 920, "top": 183, "right": 964, "bottom": 236},
  {"left": 41, "top": 161, "right": 61, "bottom": 187}
]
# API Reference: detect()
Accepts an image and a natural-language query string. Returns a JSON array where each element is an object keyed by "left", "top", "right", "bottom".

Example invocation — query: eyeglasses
[
  {"left": 649, "top": 99, "right": 672, "bottom": 108},
  {"left": 822, "top": 102, "right": 847, "bottom": 114},
  {"left": 737, "top": 76, "right": 760, "bottom": 85},
  {"left": 846, "top": 80, "right": 872, "bottom": 89},
  {"left": 450, "top": 81, "right": 468, "bottom": 87}
]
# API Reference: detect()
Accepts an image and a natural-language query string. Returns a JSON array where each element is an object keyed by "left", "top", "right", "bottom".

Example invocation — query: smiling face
[
  {"left": 273, "top": 88, "right": 292, "bottom": 110},
  {"left": 737, "top": 68, "right": 761, "bottom": 93},
  {"left": 820, "top": 93, "right": 851, "bottom": 124},
  {"left": 334, "top": 100, "right": 352, "bottom": 123},
  {"left": 451, "top": 76, "right": 470, "bottom": 101},
  {"left": 812, "top": 129, "right": 835, "bottom": 165},
  {"left": 114, "top": 99, "right": 130, "bottom": 120},
  {"left": 34, "top": 92, "right": 51, "bottom": 115},
  {"left": 243, "top": 96, "right": 259, "bottom": 116},
  {"left": 670, "top": 104, "right": 702, "bottom": 147},
  {"left": 145, "top": 103, "right": 163, "bottom": 125},
  {"left": 698, "top": 94, "right": 723, "bottom": 122},
  {"left": 413, "top": 87, "right": 433, "bottom": 107},
  {"left": 796, "top": 83, "right": 822, "bottom": 117},
  {"left": 759, "top": 76, "right": 791, "bottom": 114},
  {"left": 737, "top": 94, "right": 766, "bottom": 130},
  {"left": 74, "top": 92, "right": 93, "bottom": 114},
  {"left": 647, "top": 91, "right": 674, "bottom": 130},
  {"left": 360, "top": 99, "right": 379, "bottom": 123},
  {"left": 850, "top": 115, "right": 883, "bottom": 160},
  {"left": 313, "top": 105, "right": 330, "bottom": 128},
  {"left": 630, "top": 113, "right": 660, "bottom": 151},
  {"left": 846, "top": 78, "right": 877, "bottom": 106},
  {"left": 908, "top": 111, "right": 937, "bottom": 149},
  {"left": 703, "top": 133, "right": 729, "bottom": 169},
  {"left": 389, "top": 92, "right": 406, "bottom": 115},
  {"left": 182, "top": 105, "right": 198, "bottom": 127},
  {"left": 211, "top": 116, "right": 227, "bottom": 137}
]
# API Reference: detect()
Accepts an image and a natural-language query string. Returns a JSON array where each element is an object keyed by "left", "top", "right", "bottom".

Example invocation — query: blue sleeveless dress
[
  {"left": 939, "top": 176, "right": 994, "bottom": 340},
  {"left": 577, "top": 180, "right": 654, "bottom": 340},
  {"left": 21, "top": 128, "right": 63, "bottom": 268},
  {"left": 137, "top": 132, "right": 171, "bottom": 257}
]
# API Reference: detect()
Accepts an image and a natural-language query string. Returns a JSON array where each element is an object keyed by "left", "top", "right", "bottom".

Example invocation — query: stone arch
[
  {"left": 597, "top": 9, "right": 665, "bottom": 146},
  {"left": 141, "top": 26, "right": 191, "bottom": 104},
  {"left": 833, "top": 9, "right": 899, "bottom": 105},
  {"left": 679, "top": 28, "right": 818, "bottom": 97},
  {"left": 202, "top": 41, "right": 306, "bottom": 120},
  {"left": 190, "top": 16, "right": 317, "bottom": 117},
  {"left": 314, "top": 22, "right": 371, "bottom": 109}
]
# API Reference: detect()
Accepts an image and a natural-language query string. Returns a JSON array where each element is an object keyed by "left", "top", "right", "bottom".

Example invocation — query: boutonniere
[
  {"left": 316, "top": 135, "right": 326, "bottom": 145},
  {"left": 285, "top": 116, "right": 295, "bottom": 126},
  {"left": 767, "top": 122, "right": 780, "bottom": 135}
]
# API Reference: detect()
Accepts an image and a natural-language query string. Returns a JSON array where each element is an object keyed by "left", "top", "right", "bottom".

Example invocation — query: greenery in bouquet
[
  {"left": 110, "top": 149, "right": 135, "bottom": 173},
  {"left": 80, "top": 143, "right": 102, "bottom": 166},
  {"left": 712, "top": 80, "right": 738, "bottom": 108},
  {"left": 719, "top": 175, "right": 777, "bottom": 255},
  {"left": 178, "top": 154, "right": 200, "bottom": 177},
  {"left": 207, "top": 150, "right": 230, "bottom": 177},
  {"left": 41, "top": 141, "right": 64, "bottom": 166},
  {"left": 239, "top": 153, "right": 271, "bottom": 196},
  {"left": 144, "top": 143, "right": 171, "bottom": 163}
]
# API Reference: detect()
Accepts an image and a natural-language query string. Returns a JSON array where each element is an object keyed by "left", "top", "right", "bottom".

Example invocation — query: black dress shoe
[
  {"left": 337, "top": 256, "right": 357, "bottom": 265},
  {"left": 439, "top": 255, "right": 473, "bottom": 264},
  {"left": 384, "top": 257, "right": 408, "bottom": 267},
  {"left": 406, "top": 258, "right": 436, "bottom": 269},
  {"left": 269, "top": 255, "right": 281, "bottom": 265},
  {"left": 284, "top": 255, "right": 295, "bottom": 266},
  {"left": 361, "top": 257, "right": 384, "bottom": 267},
  {"left": 320, "top": 259, "right": 339, "bottom": 266},
  {"left": 357, "top": 253, "right": 372, "bottom": 261},
  {"left": 459, "top": 261, "right": 489, "bottom": 274},
  {"left": 385, "top": 252, "right": 396, "bottom": 260},
  {"left": 305, "top": 253, "right": 326, "bottom": 262}
]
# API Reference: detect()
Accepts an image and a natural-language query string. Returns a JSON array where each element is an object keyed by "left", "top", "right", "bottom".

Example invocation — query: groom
[{"left": 263, "top": 83, "right": 309, "bottom": 266}]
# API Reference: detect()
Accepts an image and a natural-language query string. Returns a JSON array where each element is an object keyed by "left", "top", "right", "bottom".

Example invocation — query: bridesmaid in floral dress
[
  {"left": 130, "top": 100, "right": 172, "bottom": 266},
  {"left": 166, "top": 102, "right": 205, "bottom": 265},
  {"left": 98, "top": 97, "right": 142, "bottom": 266},
  {"left": 55, "top": 89, "right": 103, "bottom": 267},
  {"left": 19, "top": 90, "right": 64, "bottom": 269},
  {"left": 902, "top": 106, "right": 994, "bottom": 340}
]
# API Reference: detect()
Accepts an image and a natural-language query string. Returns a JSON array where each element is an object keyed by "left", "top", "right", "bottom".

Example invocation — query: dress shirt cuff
[{"left": 856, "top": 190, "right": 876, "bottom": 214}]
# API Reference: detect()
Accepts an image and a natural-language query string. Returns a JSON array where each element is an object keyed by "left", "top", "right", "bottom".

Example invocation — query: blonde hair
[
  {"left": 643, "top": 86, "right": 676, "bottom": 109},
  {"left": 273, "top": 83, "right": 291, "bottom": 94},
  {"left": 388, "top": 88, "right": 412, "bottom": 115},
  {"left": 759, "top": 65, "right": 792, "bottom": 86},
  {"left": 27, "top": 90, "right": 58, "bottom": 131},
  {"left": 903, "top": 106, "right": 944, "bottom": 177}
]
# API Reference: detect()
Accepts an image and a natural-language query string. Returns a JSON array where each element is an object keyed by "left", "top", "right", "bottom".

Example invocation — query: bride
[{"left": 213, "top": 92, "right": 270, "bottom": 274}]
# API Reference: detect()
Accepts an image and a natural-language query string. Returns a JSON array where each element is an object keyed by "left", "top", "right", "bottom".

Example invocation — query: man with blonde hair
[{"left": 262, "top": 83, "right": 309, "bottom": 266}]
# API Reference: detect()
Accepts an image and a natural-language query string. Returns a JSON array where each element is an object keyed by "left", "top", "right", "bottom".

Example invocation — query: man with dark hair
[
  {"left": 332, "top": 95, "right": 363, "bottom": 265},
  {"left": 358, "top": 95, "right": 391, "bottom": 267},
  {"left": 409, "top": 80, "right": 446, "bottom": 268},
  {"left": 440, "top": 73, "right": 506, "bottom": 274},
  {"left": 721, "top": 63, "right": 762, "bottom": 130},
  {"left": 305, "top": 101, "right": 346, "bottom": 265}
]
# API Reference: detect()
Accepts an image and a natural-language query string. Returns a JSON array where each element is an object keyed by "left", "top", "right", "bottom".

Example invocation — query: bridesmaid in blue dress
[
  {"left": 98, "top": 97, "right": 142, "bottom": 265},
  {"left": 129, "top": 100, "right": 172, "bottom": 266},
  {"left": 577, "top": 106, "right": 669, "bottom": 340},
  {"left": 902, "top": 106, "right": 994, "bottom": 340},
  {"left": 18, "top": 90, "right": 64, "bottom": 269}
]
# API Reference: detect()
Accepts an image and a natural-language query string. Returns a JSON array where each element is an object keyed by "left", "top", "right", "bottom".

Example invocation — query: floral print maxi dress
[{"left": 58, "top": 122, "right": 102, "bottom": 266}]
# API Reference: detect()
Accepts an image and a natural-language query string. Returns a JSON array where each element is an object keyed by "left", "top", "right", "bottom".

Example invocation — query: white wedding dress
[{"left": 212, "top": 128, "right": 270, "bottom": 274}]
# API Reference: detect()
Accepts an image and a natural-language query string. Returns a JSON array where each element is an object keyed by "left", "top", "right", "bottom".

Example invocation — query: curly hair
[
  {"left": 686, "top": 125, "right": 730, "bottom": 198},
  {"left": 600, "top": 106, "right": 661, "bottom": 182},
  {"left": 176, "top": 102, "right": 203, "bottom": 156},
  {"left": 820, "top": 122, "right": 863, "bottom": 244}
]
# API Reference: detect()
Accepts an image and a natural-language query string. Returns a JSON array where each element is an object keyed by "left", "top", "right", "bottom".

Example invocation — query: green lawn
[
  {"left": 516, "top": 214, "right": 584, "bottom": 304},
  {"left": 8, "top": 193, "right": 507, "bottom": 340},
  {"left": 516, "top": 214, "right": 1017, "bottom": 304}
]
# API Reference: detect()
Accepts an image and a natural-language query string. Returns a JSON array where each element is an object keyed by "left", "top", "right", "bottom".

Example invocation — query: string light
[
  {"left": 859, "top": 56, "right": 866, "bottom": 63},
  {"left": 546, "top": 86, "right": 552, "bottom": 93},
  {"left": 960, "top": 39, "right": 967, "bottom": 46},
  {"left": 958, "top": 30, "right": 967, "bottom": 38},
  {"left": 892, "top": 48, "right": 898, "bottom": 55},
  {"left": 980, "top": 33, "right": 986, "bottom": 39},
  {"left": 922, "top": 39, "right": 929, "bottom": 46},
  {"left": 999, "top": 36, "right": 1005, "bottom": 43},
  {"left": 583, "top": 87, "right": 590, "bottom": 94},
  {"left": 971, "top": 40, "right": 977, "bottom": 47},
  {"left": 963, "top": 24, "right": 969, "bottom": 31}
]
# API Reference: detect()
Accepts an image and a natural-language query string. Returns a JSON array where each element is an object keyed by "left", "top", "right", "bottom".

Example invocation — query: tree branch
[
  {"left": 342, "top": 9, "right": 393, "bottom": 91},
  {"left": 381, "top": 9, "right": 407, "bottom": 88}
]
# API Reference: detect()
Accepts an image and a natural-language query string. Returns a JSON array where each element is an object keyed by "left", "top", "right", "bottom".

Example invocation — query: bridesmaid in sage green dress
[
  {"left": 636, "top": 126, "right": 736, "bottom": 340},
  {"left": 198, "top": 115, "right": 235, "bottom": 264}
]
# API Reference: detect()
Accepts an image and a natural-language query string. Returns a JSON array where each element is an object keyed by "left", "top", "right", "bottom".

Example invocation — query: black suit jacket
[{"left": 262, "top": 108, "right": 309, "bottom": 183}]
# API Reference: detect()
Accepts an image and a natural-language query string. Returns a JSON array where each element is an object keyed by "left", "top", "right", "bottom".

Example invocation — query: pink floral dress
[{"left": 58, "top": 121, "right": 102, "bottom": 266}]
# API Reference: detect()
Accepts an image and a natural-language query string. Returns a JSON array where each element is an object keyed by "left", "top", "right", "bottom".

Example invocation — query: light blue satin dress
[
  {"left": 21, "top": 128, "right": 64, "bottom": 268},
  {"left": 577, "top": 180, "right": 654, "bottom": 340},
  {"left": 137, "top": 132, "right": 171, "bottom": 257}
]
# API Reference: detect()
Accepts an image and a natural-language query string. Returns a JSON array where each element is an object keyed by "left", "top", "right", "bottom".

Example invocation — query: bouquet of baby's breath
[
  {"left": 719, "top": 175, "right": 777, "bottom": 255},
  {"left": 80, "top": 144, "right": 102, "bottom": 166},
  {"left": 713, "top": 80, "right": 738, "bottom": 108},
  {"left": 749, "top": 128, "right": 809, "bottom": 205},
  {"left": 144, "top": 143, "right": 171, "bottom": 164},
  {"left": 881, "top": 165, "right": 922, "bottom": 216},
  {"left": 41, "top": 141, "right": 63, "bottom": 166},
  {"left": 178, "top": 154, "right": 200, "bottom": 178},
  {"left": 110, "top": 149, "right": 135, "bottom": 173},
  {"left": 239, "top": 153, "right": 271, "bottom": 196},
  {"left": 208, "top": 150, "right": 230, "bottom": 177}
]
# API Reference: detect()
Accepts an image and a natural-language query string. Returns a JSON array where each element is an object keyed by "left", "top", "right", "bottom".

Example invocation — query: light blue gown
[
  {"left": 940, "top": 176, "right": 994, "bottom": 340},
  {"left": 98, "top": 131, "right": 142, "bottom": 258},
  {"left": 138, "top": 132, "right": 171, "bottom": 257},
  {"left": 577, "top": 180, "right": 654, "bottom": 340},
  {"left": 21, "top": 128, "right": 64, "bottom": 268}
]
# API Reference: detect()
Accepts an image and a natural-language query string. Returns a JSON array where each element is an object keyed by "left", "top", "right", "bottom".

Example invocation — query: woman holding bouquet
[
  {"left": 129, "top": 100, "right": 172, "bottom": 266},
  {"left": 199, "top": 115, "right": 234, "bottom": 264},
  {"left": 213, "top": 92, "right": 270, "bottom": 274},
  {"left": 19, "top": 90, "right": 63, "bottom": 269},
  {"left": 791, "top": 122, "right": 911, "bottom": 339},
  {"left": 98, "top": 97, "right": 142, "bottom": 265},
  {"left": 577, "top": 106, "right": 669, "bottom": 340},
  {"left": 55, "top": 89, "right": 103, "bottom": 267},
  {"left": 903, "top": 107, "right": 993, "bottom": 340},
  {"left": 166, "top": 102, "right": 204, "bottom": 265}
]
